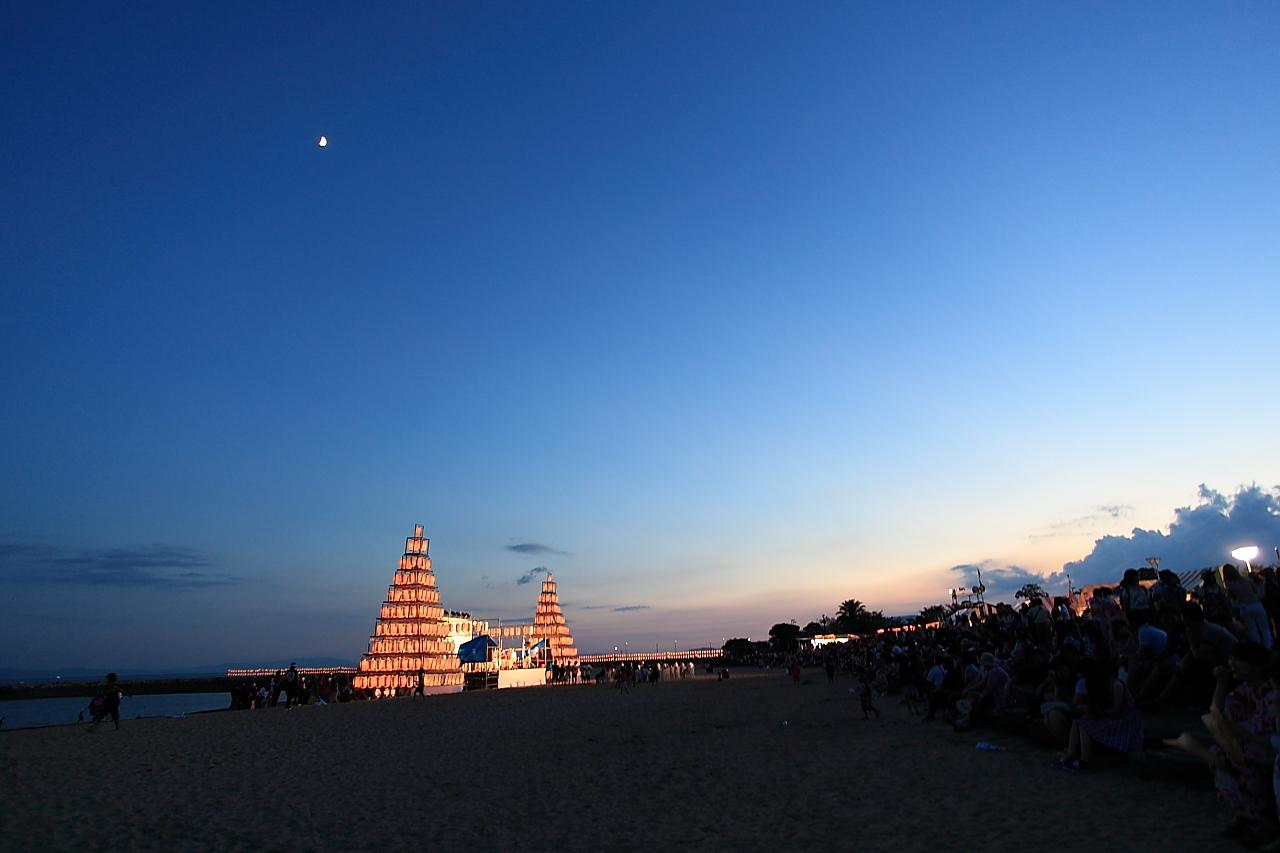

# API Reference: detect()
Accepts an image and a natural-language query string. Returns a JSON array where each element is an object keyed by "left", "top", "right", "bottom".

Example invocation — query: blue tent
[{"left": 458, "top": 635, "right": 497, "bottom": 664}]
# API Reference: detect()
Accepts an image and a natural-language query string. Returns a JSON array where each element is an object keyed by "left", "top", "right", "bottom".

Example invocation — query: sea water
[{"left": 0, "top": 692, "right": 229, "bottom": 730}]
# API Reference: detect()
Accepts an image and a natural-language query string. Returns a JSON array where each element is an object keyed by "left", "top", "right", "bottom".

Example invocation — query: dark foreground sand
[{"left": 1, "top": 671, "right": 1228, "bottom": 852}]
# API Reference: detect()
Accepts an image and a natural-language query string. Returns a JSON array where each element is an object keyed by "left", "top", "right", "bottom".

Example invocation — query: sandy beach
[{"left": 2, "top": 671, "right": 1228, "bottom": 852}]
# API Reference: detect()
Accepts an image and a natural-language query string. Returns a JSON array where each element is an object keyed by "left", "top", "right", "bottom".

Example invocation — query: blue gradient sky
[{"left": 3, "top": 3, "right": 1278, "bottom": 668}]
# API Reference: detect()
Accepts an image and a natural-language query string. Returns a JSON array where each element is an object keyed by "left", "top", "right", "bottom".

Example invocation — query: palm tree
[
  {"left": 837, "top": 599, "right": 867, "bottom": 625},
  {"left": 917, "top": 604, "right": 947, "bottom": 625}
]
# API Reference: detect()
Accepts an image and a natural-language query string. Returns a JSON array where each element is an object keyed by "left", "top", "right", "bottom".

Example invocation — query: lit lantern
[
  {"left": 353, "top": 524, "right": 463, "bottom": 693},
  {"left": 530, "top": 573, "right": 580, "bottom": 663}
]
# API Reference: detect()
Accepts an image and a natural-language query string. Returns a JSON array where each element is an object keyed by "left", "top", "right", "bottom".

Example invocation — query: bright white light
[
  {"left": 317, "top": 136, "right": 328, "bottom": 148},
  {"left": 1232, "top": 545, "right": 1260, "bottom": 563}
]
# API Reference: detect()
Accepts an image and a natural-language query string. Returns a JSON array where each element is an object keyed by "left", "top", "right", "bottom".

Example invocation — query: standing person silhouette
[
  {"left": 858, "top": 675, "right": 880, "bottom": 720},
  {"left": 414, "top": 668, "right": 425, "bottom": 697},
  {"left": 282, "top": 663, "right": 300, "bottom": 709},
  {"left": 1224, "top": 565, "right": 1272, "bottom": 649},
  {"left": 88, "top": 673, "right": 124, "bottom": 731}
]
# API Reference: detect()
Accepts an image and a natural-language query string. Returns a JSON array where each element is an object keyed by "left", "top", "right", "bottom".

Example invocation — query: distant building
[
  {"left": 443, "top": 611, "right": 489, "bottom": 652},
  {"left": 801, "top": 634, "right": 855, "bottom": 648}
]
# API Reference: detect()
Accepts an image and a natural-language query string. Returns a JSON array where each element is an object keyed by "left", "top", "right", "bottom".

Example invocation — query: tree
[
  {"left": 832, "top": 598, "right": 889, "bottom": 635},
  {"left": 722, "top": 638, "right": 755, "bottom": 663},
  {"left": 837, "top": 599, "right": 867, "bottom": 624},
  {"left": 801, "top": 621, "right": 829, "bottom": 636},
  {"left": 917, "top": 604, "right": 947, "bottom": 625},
  {"left": 768, "top": 622, "right": 801, "bottom": 652},
  {"left": 1015, "top": 583, "right": 1047, "bottom": 602}
]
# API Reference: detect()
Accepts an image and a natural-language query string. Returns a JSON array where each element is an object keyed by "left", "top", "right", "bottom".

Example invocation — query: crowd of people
[
  {"left": 229, "top": 664, "right": 358, "bottom": 709},
  {"left": 794, "top": 563, "right": 1280, "bottom": 847},
  {"left": 606, "top": 660, "right": 698, "bottom": 692},
  {"left": 225, "top": 658, "right": 701, "bottom": 706},
  {"left": 547, "top": 661, "right": 596, "bottom": 684}
]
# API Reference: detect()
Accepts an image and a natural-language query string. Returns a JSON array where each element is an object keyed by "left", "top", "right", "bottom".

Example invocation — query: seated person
[
  {"left": 1126, "top": 609, "right": 1174, "bottom": 707},
  {"left": 956, "top": 653, "right": 1009, "bottom": 729},
  {"left": 1158, "top": 602, "right": 1237, "bottom": 707},
  {"left": 1164, "top": 643, "right": 1276, "bottom": 843},
  {"left": 1038, "top": 656, "right": 1079, "bottom": 743},
  {"left": 1057, "top": 659, "right": 1143, "bottom": 771}
]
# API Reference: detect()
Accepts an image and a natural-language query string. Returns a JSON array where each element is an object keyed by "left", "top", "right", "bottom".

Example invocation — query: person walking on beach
[
  {"left": 858, "top": 675, "right": 880, "bottom": 720},
  {"left": 616, "top": 663, "right": 630, "bottom": 694},
  {"left": 88, "top": 673, "right": 124, "bottom": 731},
  {"left": 282, "top": 663, "right": 300, "bottom": 709}
]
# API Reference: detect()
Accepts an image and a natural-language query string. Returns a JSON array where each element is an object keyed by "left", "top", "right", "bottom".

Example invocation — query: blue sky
[{"left": 2, "top": 3, "right": 1278, "bottom": 668}]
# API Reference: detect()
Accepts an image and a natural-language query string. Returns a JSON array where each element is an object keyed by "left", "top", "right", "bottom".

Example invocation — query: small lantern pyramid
[
  {"left": 532, "top": 573, "right": 579, "bottom": 661},
  {"left": 353, "top": 524, "right": 463, "bottom": 694}
]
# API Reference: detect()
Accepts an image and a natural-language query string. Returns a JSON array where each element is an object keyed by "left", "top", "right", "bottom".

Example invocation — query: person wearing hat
[
  {"left": 978, "top": 653, "right": 1010, "bottom": 716},
  {"left": 957, "top": 653, "right": 1009, "bottom": 730}
]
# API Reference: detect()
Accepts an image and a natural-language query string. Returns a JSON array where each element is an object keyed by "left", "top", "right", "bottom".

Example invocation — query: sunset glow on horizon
[{"left": 2, "top": 4, "right": 1278, "bottom": 671}]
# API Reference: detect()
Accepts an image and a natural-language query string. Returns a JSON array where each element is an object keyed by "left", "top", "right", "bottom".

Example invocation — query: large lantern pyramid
[
  {"left": 532, "top": 573, "right": 579, "bottom": 661},
  {"left": 353, "top": 524, "right": 463, "bottom": 694}
]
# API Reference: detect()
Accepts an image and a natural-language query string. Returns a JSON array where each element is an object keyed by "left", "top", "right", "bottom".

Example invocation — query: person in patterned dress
[
  {"left": 1056, "top": 658, "right": 1143, "bottom": 771},
  {"left": 1209, "top": 643, "right": 1277, "bottom": 839}
]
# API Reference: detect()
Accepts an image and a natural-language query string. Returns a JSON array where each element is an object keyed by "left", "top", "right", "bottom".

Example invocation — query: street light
[{"left": 1232, "top": 545, "right": 1260, "bottom": 572}]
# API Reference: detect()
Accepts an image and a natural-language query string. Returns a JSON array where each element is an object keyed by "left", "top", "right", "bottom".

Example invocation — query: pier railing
[
  {"left": 225, "top": 667, "right": 358, "bottom": 678},
  {"left": 578, "top": 649, "right": 720, "bottom": 664}
]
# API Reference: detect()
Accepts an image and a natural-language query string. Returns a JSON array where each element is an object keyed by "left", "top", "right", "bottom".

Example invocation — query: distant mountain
[{"left": 0, "top": 657, "right": 357, "bottom": 684}]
